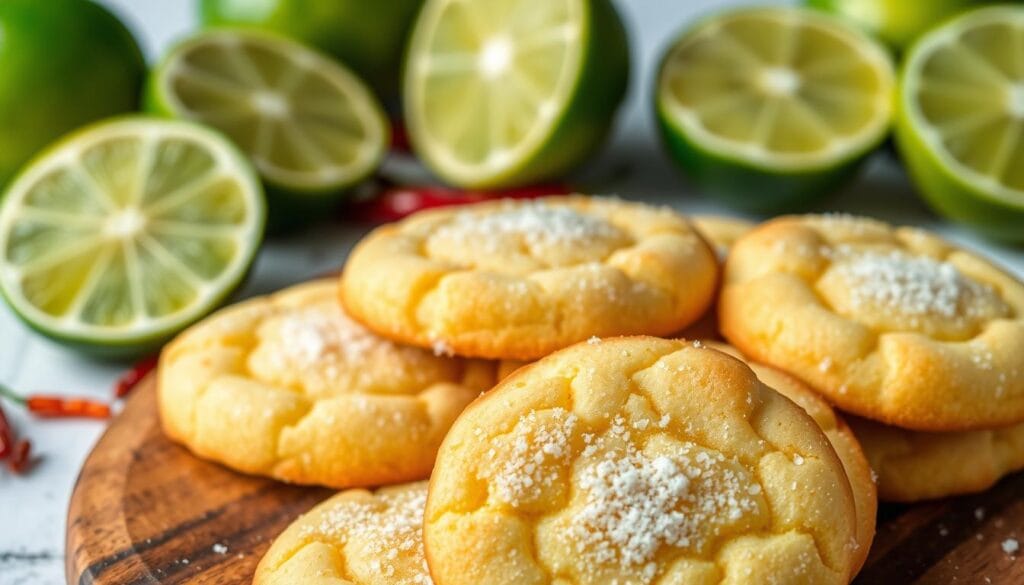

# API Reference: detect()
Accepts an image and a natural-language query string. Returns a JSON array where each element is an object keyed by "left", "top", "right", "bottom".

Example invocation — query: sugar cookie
[
  {"left": 340, "top": 196, "right": 719, "bottom": 360},
  {"left": 706, "top": 342, "right": 876, "bottom": 573},
  {"left": 159, "top": 280, "right": 496, "bottom": 488},
  {"left": 255, "top": 481, "right": 430, "bottom": 585},
  {"left": 425, "top": 336, "right": 859, "bottom": 584},
  {"left": 848, "top": 416, "right": 1024, "bottom": 502},
  {"left": 720, "top": 214, "right": 1024, "bottom": 431}
]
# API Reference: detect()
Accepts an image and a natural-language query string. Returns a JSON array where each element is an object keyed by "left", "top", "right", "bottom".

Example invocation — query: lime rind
[
  {"left": 147, "top": 29, "right": 389, "bottom": 197},
  {"left": 403, "top": 0, "right": 629, "bottom": 189},
  {"left": 0, "top": 116, "right": 265, "bottom": 356}
]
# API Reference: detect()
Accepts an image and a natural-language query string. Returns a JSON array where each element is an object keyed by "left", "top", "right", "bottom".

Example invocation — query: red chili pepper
[
  {"left": 7, "top": 439, "right": 31, "bottom": 474},
  {"left": 352, "top": 183, "right": 571, "bottom": 223},
  {"left": 0, "top": 403, "right": 12, "bottom": 460},
  {"left": 114, "top": 355, "right": 158, "bottom": 398},
  {"left": 24, "top": 396, "right": 111, "bottom": 419},
  {"left": 390, "top": 119, "right": 412, "bottom": 154},
  {"left": 0, "top": 384, "right": 111, "bottom": 420}
]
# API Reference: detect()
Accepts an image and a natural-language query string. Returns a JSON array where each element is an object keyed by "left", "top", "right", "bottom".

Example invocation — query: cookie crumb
[
  {"left": 975, "top": 507, "right": 986, "bottom": 521},
  {"left": 587, "top": 336, "right": 602, "bottom": 345},
  {"left": 212, "top": 543, "right": 228, "bottom": 555}
]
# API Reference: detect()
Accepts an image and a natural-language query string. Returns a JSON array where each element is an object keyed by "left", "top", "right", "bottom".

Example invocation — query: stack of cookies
[{"left": 155, "top": 196, "right": 1024, "bottom": 584}]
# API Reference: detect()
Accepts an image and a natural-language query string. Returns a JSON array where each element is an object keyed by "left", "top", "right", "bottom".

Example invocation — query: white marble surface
[{"left": 1, "top": 1, "right": 1022, "bottom": 584}]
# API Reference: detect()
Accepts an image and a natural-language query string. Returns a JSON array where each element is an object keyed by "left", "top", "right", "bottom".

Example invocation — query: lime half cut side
[
  {"left": 149, "top": 30, "right": 388, "bottom": 226},
  {"left": 656, "top": 7, "right": 895, "bottom": 212},
  {"left": 897, "top": 6, "right": 1024, "bottom": 242},
  {"left": 0, "top": 118, "right": 265, "bottom": 357},
  {"left": 404, "top": 0, "right": 629, "bottom": 188}
]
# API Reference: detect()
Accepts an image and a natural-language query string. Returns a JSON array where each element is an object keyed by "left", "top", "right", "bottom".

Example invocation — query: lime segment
[
  {"left": 656, "top": 7, "right": 894, "bottom": 211},
  {"left": 897, "top": 6, "right": 1024, "bottom": 241},
  {"left": 149, "top": 31, "right": 388, "bottom": 214},
  {"left": 404, "top": 0, "right": 629, "bottom": 188},
  {"left": 0, "top": 118, "right": 265, "bottom": 356}
]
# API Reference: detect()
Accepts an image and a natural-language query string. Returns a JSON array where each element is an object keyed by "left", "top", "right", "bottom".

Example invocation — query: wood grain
[{"left": 66, "top": 375, "right": 1024, "bottom": 584}]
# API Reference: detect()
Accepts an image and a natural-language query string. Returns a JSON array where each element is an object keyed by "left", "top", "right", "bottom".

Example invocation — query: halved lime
[
  {"left": 147, "top": 30, "right": 389, "bottom": 230},
  {"left": 403, "top": 0, "right": 629, "bottom": 188},
  {"left": 0, "top": 117, "right": 265, "bottom": 358},
  {"left": 896, "top": 6, "right": 1024, "bottom": 242},
  {"left": 807, "top": 0, "right": 986, "bottom": 51},
  {"left": 655, "top": 7, "right": 895, "bottom": 212},
  {"left": 198, "top": 0, "right": 423, "bottom": 103}
]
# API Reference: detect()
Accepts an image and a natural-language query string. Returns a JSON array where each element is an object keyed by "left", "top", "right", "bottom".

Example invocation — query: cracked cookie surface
[
  {"left": 424, "top": 337, "right": 858, "bottom": 585},
  {"left": 158, "top": 280, "right": 496, "bottom": 488},
  {"left": 720, "top": 215, "right": 1024, "bottom": 431},
  {"left": 340, "top": 196, "right": 718, "bottom": 360},
  {"left": 707, "top": 342, "right": 876, "bottom": 574},
  {"left": 255, "top": 481, "right": 431, "bottom": 585}
]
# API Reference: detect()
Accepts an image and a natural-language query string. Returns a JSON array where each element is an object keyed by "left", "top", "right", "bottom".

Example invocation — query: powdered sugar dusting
[
  {"left": 275, "top": 306, "right": 393, "bottom": 365},
  {"left": 564, "top": 417, "right": 760, "bottom": 581},
  {"left": 302, "top": 486, "right": 431, "bottom": 584},
  {"left": 479, "top": 408, "right": 578, "bottom": 507},
  {"left": 835, "top": 251, "right": 993, "bottom": 319},
  {"left": 433, "top": 201, "right": 621, "bottom": 254}
]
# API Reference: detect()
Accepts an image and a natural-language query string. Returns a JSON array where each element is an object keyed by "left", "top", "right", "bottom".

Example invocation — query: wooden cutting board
[{"left": 66, "top": 374, "right": 1024, "bottom": 584}]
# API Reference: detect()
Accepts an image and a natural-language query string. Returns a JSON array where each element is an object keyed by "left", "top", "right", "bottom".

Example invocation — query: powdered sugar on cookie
[
  {"left": 303, "top": 486, "right": 432, "bottom": 585},
  {"left": 565, "top": 417, "right": 761, "bottom": 581},
  {"left": 433, "top": 201, "right": 623, "bottom": 254},
  {"left": 478, "top": 408, "right": 578, "bottom": 507},
  {"left": 275, "top": 305, "right": 395, "bottom": 365}
]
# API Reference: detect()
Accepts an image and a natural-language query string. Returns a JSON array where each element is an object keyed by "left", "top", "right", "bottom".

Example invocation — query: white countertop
[{"left": 1, "top": 1, "right": 1022, "bottom": 584}]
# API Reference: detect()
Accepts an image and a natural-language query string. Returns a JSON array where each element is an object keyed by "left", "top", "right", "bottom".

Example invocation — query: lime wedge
[
  {"left": 656, "top": 7, "right": 895, "bottom": 212},
  {"left": 147, "top": 30, "right": 389, "bottom": 229},
  {"left": 403, "top": 0, "right": 629, "bottom": 188},
  {"left": 0, "top": 117, "right": 265, "bottom": 357},
  {"left": 896, "top": 6, "right": 1024, "bottom": 242}
]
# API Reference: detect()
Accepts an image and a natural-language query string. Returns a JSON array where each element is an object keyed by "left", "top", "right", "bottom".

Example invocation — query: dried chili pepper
[
  {"left": 0, "top": 403, "right": 12, "bottom": 460},
  {"left": 352, "top": 183, "right": 571, "bottom": 223},
  {"left": 7, "top": 439, "right": 31, "bottom": 473},
  {"left": 0, "top": 384, "right": 111, "bottom": 420},
  {"left": 114, "top": 355, "right": 159, "bottom": 398}
]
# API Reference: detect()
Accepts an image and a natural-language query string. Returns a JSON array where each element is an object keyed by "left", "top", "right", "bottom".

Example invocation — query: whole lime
[
  {"left": 198, "top": 0, "right": 422, "bottom": 102},
  {"left": 0, "top": 0, "right": 145, "bottom": 189}
]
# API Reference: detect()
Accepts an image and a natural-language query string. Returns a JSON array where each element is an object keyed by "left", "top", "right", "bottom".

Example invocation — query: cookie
[
  {"left": 720, "top": 214, "right": 1024, "bottom": 431},
  {"left": 691, "top": 215, "right": 755, "bottom": 259},
  {"left": 425, "top": 336, "right": 859, "bottom": 584},
  {"left": 255, "top": 481, "right": 430, "bottom": 585},
  {"left": 847, "top": 415, "right": 1024, "bottom": 502},
  {"left": 158, "top": 280, "right": 496, "bottom": 488},
  {"left": 340, "top": 196, "right": 719, "bottom": 360},
  {"left": 706, "top": 342, "right": 876, "bottom": 573}
]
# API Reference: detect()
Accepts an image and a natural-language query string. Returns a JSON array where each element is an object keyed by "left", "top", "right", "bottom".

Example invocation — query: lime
[
  {"left": 198, "top": 0, "right": 422, "bottom": 102},
  {"left": 807, "top": 0, "right": 989, "bottom": 51},
  {"left": 896, "top": 6, "right": 1024, "bottom": 242},
  {"left": 0, "top": 0, "right": 145, "bottom": 189},
  {"left": 655, "top": 7, "right": 895, "bottom": 212},
  {"left": 147, "top": 30, "right": 389, "bottom": 231},
  {"left": 0, "top": 118, "right": 265, "bottom": 358},
  {"left": 403, "top": 0, "right": 629, "bottom": 189}
]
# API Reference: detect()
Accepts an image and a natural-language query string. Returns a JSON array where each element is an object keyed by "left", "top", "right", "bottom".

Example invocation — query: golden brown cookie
[
  {"left": 425, "top": 337, "right": 859, "bottom": 584},
  {"left": 340, "top": 196, "right": 719, "bottom": 360},
  {"left": 720, "top": 214, "right": 1024, "bottom": 431},
  {"left": 255, "top": 481, "right": 430, "bottom": 585},
  {"left": 691, "top": 215, "right": 756, "bottom": 259},
  {"left": 706, "top": 342, "right": 876, "bottom": 574},
  {"left": 847, "top": 415, "right": 1024, "bottom": 502},
  {"left": 159, "top": 280, "right": 496, "bottom": 488}
]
